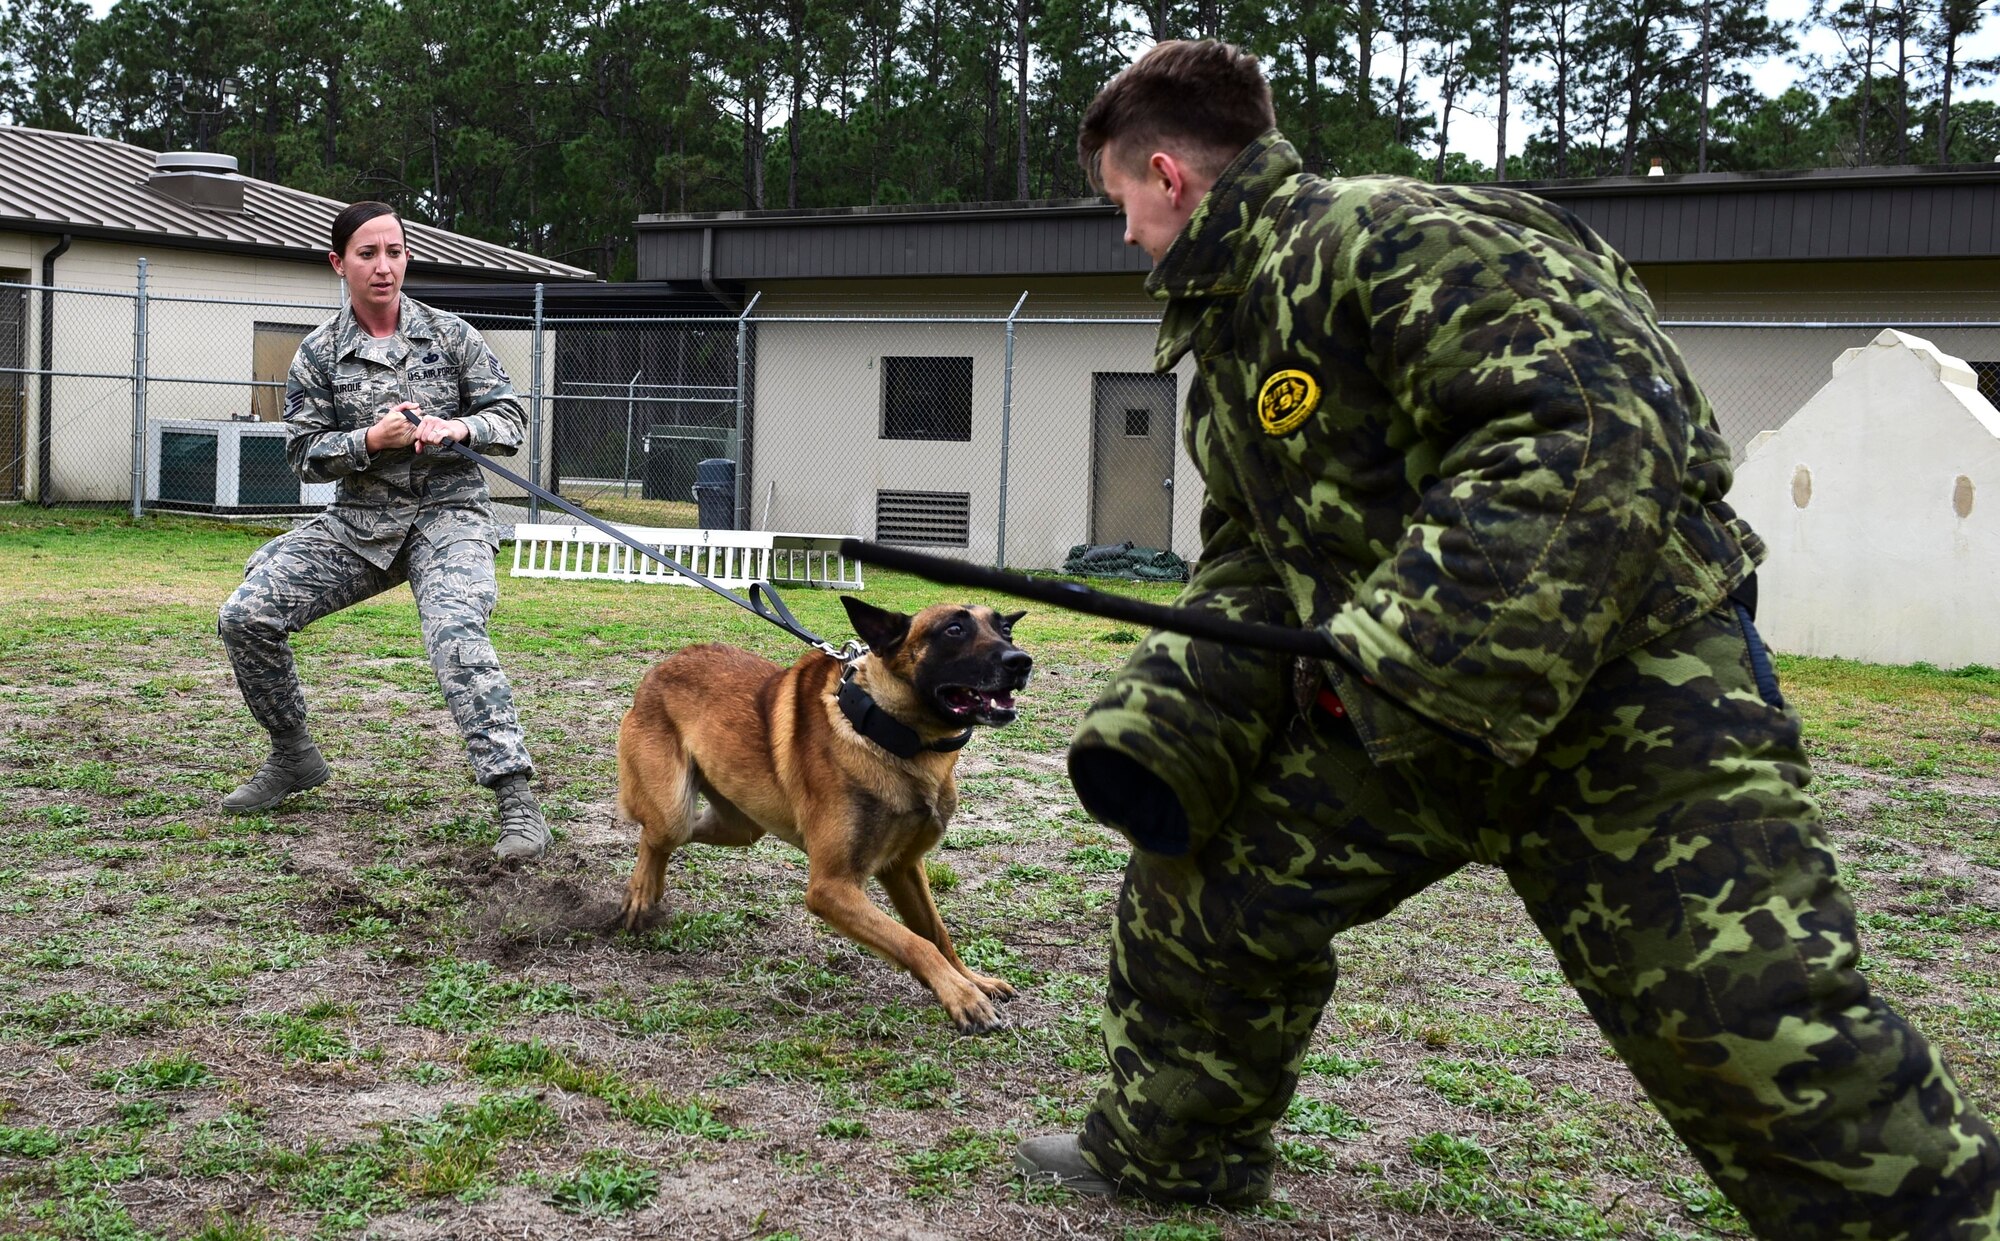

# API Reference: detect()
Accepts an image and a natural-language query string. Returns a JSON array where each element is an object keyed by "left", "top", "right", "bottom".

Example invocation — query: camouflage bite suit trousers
[
  {"left": 217, "top": 524, "right": 534, "bottom": 786},
  {"left": 1079, "top": 605, "right": 2000, "bottom": 1238}
]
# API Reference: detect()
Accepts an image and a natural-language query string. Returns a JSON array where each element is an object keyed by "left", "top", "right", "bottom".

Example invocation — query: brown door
[
  {"left": 1090, "top": 372, "right": 1176, "bottom": 550},
  {"left": 253, "top": 322, "right": 315, "bottom": 421},
  {"left": 0, "top": 278, "right": 25, "bottom": 501}
]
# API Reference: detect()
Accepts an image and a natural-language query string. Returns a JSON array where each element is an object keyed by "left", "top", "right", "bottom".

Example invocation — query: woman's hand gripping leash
[{"left": 391, "top": 367, "right": 469, "bottom": 455}]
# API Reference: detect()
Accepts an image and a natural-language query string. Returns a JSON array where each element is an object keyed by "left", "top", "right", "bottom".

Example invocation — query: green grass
[
  {"left": 901, "top": 1127, "right": 1004, "bottom": 1199},
  {"left": 548, "top": 1150, "right": 659, "bottom": 1215},
  {"left": 1777, "top": 653, "right": 2000, "bottom": 778},
  {"left": 0, "top": 507, "right": 1994, "bottom": 1239},
  {"left": 91, "top": 1052, "right": 213, "bottom": 1093}
]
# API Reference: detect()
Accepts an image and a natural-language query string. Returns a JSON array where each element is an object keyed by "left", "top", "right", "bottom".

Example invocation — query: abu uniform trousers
[
  {"left": 1077, "top": 585, "right": 2000, "bottom": 1238},
  {"left": 217, "top": 522, "right": 534, "bottom": 787}
]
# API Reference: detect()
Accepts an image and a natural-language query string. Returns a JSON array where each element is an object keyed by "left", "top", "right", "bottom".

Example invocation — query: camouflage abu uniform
[
  {"left": 218, "top": 295, "right": 535, "bottom": 786},
  {"left": 1065, "top": 132, "right": 2000, "bottom": 1236}
]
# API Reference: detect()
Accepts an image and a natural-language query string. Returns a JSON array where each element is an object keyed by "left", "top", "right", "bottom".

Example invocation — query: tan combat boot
[
  {"left": 1013, "top": 1136, "right": 1119, "bottom": 1198},
  {"left": 492, "top": 773, "right": 550, "bottom": 862},
  {"left": 221, "top": 727, "right": 330, "bottom": 814}
]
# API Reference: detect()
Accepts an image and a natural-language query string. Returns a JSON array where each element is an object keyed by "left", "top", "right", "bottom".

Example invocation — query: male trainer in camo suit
[
  {"left": 217, "top": 201, "right": 548, "bottom": 862},
  {"left": 1014, "top": 40, "right": 2000, "bottom": 1238}
]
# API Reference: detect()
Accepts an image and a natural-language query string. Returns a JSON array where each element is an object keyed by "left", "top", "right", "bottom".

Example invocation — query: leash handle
[
  {"left": 839, "top": 539, "right": 1338, "bottom": 660},
  {"left": 390, "top": 397, "right": 849, "bottom": 658}
]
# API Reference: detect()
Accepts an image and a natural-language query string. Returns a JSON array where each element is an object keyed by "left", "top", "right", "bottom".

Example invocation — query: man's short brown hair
[{"left": 1078, "top": 40, "right": 1275, "bottom": 190}]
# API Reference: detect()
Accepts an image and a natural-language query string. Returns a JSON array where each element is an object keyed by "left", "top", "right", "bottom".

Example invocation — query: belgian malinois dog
[{"left": 616, "top": 596, "right": 1032, "bottom": 1033}]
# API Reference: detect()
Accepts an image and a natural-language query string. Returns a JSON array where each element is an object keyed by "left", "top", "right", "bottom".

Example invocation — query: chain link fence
[
  {"left": 1663, "top": 320, "right": 2000, "bottom": 452},
  {"left": 8, "top": 264, "right": 1999, "bottom": 573},
  {"left": 540, "top": 310, "right": 746, "bottom": 529}
]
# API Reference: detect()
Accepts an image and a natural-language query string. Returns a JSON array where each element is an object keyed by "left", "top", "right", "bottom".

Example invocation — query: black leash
[
  {"left": 838, "top": 539, "right": 1339, "bottom": 660},
  {"left": 401, "top": 409, "right": 852, "bottom": 659}
]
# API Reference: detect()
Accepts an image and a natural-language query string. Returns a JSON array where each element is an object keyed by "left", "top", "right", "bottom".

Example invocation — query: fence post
[
  {"left": 623, "top": 369, "right": 641, "bottom": 498},
  {"left": 734, "top": 291, "right": 761, "bottom": 530},
  {"left": 996, "top": 291, "right": 1028, "bottom": 569},
  {"left": 129, "top": 257, "right": 149, "bottom": 521},
  {"left": 528, "top": 283, "right": 545, "bottom": 523}
]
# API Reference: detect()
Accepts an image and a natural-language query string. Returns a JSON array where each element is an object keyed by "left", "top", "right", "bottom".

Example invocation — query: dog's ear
[
  {"left": 1000, "top": 610, "right": 1026, "bottom": 634},
  {"left": 840, "top": 595, "right": 912, "bottom": 656}
]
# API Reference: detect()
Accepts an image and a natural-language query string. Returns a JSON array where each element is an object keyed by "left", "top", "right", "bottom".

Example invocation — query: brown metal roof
[{"left": 0, "top": 125, "right": 598, "bottom": 282}]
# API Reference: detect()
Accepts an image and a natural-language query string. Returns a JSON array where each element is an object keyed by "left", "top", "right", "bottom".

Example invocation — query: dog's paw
[
  {"left": 943, "top": 990, "right": 1004, "bottom": 1035},
  {"left": 966, "top": 972, "right": 1017, "bottom": 1002},
  {"left": 611, "top": 898, "right": 655, "bottom": 935}
]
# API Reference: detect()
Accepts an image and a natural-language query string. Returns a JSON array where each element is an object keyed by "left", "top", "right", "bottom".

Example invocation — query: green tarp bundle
[{"left": 1061, "top": 541, "right": 1190, "bottom": 582}]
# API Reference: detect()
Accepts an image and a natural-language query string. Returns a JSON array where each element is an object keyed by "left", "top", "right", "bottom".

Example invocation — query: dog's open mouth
[{"left": 939, "top": 685, "right": 1018, "bottom": 725}]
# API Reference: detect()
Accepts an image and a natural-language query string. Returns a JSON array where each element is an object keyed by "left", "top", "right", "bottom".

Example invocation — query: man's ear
[
  {"left": 840, "top": 596, "right": 911, "bottom": 656},
  {"left": 1149, "top": 150, "right": 1196, "bottom": 209}
]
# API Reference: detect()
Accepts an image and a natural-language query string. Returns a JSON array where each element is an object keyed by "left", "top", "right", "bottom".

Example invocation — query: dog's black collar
[{"left": 837, "top": 672, "right": 973, "bottom": 760}]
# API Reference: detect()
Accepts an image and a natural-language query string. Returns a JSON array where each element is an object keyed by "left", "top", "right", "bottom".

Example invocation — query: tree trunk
[
  {"left": 744, "top": 92, "right": 768, "bottom": 209},
  {"left": 324, "top": 52, "right": 342, "bottom": 169},
  {"left": 1357, "top": 0, "right": 1375, "bottom": 114},
  {"left": 1698, "top": 0, "right": 1710, "bottom": 171},
  {"left": 1394, "top": 29, "right": 1413, "bottom": 144},
  {"left": 1015, "top": 0, "right": 1030, "bottom": 198},
  {"left": 1495, "top": 0, "right": 1511, "bottom": 178},
  {"left": 1895, "top": 11, "right": 1910, "bottom": 163},
  {"left": 1620, "top": 39, "right": 1644, "bottom": 176},
  {"left": 983, "top": 37, "right": 1000, "bottom": 200},
  {"left": 787, "top": 70, "right": 803, "bottom": 208},
  {"left": 1434, "top": 55, "right": 1457, "bottom": 181},
  {"left": 1555, "top": 44, "right": 1570, "bottom": 177},
  {"left": 1858, "top": 0, "right": 1873, "bottom": 163},
  {"left": 1938, "top": 38, "right": 1956, "bottom": 162},
  {"left": 1304, "top": 41, "right": 1321, "bottom": 168},
  {"left": 430, "top": 108, "right": 444, "bottom": 225}
]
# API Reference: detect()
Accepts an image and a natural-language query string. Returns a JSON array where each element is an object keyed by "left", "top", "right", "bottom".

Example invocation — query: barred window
[{"left": 881, "top": 356, "right": 972, "bottom": 441}]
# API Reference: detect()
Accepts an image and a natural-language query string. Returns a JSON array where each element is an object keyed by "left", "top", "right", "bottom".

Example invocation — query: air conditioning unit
[{"left": 145, "top": 418, "right": 334, "bottom": 514}]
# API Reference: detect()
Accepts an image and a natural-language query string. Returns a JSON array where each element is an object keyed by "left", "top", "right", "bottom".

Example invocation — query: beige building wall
[
  {"left": 747, "top": 276, "right": 1203, "bottom": 569},
  {"left": 4, "top": 231, "right": 552, "bottom": 505},
  {"left": 23, "top": 237, "right": 342, "bottom": 502}
]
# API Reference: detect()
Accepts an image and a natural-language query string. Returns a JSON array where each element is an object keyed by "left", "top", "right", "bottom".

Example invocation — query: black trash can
[
  {"left": 639, "top": 433, "right": 675, "bottom": 502},
  {"left": 691, "top": 457, "right": 737, "bottom": 529}
]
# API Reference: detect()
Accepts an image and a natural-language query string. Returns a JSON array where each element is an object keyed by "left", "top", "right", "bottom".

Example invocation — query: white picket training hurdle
[{"left": 507, "top": 524, "right": 864, "bottom": 591}]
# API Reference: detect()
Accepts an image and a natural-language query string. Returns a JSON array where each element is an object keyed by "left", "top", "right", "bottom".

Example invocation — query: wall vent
[
  {"left": 147, "top": 151, "right": 246, "bottom": 213},
  {"left": 877, "top": 489, "right": 970, "bottom": 546}
]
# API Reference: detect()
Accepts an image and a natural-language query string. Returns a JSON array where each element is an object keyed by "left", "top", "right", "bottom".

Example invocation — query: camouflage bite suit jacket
[
  {"left": 1076, "top": 132, "right": 1764, "bottom": 843},
  {"left": 284, "top": 295, "right": 527, "bottom": 565}
]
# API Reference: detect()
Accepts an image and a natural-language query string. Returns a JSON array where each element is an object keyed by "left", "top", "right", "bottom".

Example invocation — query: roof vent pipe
[
  {"left": 1647, "top": 158, "right": 1666, "bottom": 178},
  {"left": 146, "top": 150, "right": 246, "bottom": 213}
]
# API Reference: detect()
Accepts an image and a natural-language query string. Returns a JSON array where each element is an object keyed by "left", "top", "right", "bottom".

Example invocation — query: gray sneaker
[
  {"left": 1014, "top": 1135, "right": 1118, "bottom": 1198},
  {"left": 221, "top": 741, "right": 330, "bottom": 814},
  {"left": 492, "top": 774, "right": 550, "bottom": 862}
]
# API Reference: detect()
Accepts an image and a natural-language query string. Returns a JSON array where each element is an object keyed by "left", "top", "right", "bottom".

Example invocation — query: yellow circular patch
[{"left": 1257, "top": 369, "right": 1319, "bottom": 436}]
